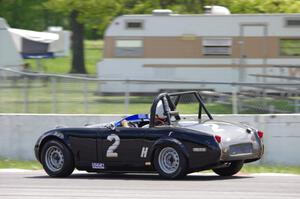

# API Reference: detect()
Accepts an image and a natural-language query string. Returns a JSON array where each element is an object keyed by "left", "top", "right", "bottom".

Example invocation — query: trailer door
[{"left": 239, "top": 24, "right": 268, "bottom": 83}]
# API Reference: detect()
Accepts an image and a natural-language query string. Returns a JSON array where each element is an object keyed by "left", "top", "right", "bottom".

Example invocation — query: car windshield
[{"left": 149, "top": 91, "right": 213, "bottom": 127}]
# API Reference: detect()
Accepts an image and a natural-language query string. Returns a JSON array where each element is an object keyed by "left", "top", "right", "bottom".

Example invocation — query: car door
[
  {"left": 67, "top": 128, "right": 98, "bottom": 170},
  {"left": 99, "top": 127, "right": 146, "bottom": 170}
]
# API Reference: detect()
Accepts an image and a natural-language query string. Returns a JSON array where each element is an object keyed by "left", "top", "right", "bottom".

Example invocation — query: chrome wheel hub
[
  {"left": 45, "top": 146, "right": 64, "bottom": 172},
  {"left": 158, "top": 147, "right": 180, "bottom": 174}
]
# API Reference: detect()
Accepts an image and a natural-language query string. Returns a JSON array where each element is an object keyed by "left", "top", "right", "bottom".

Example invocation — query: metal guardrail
[
  {"left": 0, "top": 67, "right": 299, "bottom": 114},
  {"left": 2, "top": 66, "right": 300, "bottom": 86}
]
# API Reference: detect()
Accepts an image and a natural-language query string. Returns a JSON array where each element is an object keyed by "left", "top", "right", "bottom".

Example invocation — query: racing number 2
[{"left": 106, "top": 134, "right": 120, "bottom": 158}]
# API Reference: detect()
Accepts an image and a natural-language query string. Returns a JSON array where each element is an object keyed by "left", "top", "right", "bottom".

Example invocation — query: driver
[
  {"left": 155, "top": 100, "right": 167, "bottom": 126},
  {"left": 121, "top": 119, "right": 130, "bottom": 127}
]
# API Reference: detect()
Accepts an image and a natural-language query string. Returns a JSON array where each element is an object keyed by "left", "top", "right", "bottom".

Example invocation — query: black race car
[{"left": 35, "top": 91, "right": 264, "bottom": 179}]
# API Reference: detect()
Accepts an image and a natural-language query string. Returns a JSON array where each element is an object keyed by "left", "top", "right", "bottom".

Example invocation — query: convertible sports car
[{"left": 35, "top": 91, "right": 264, "bottom": 179}]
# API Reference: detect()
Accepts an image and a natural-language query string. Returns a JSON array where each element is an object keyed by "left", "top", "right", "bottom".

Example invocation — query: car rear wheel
[
  {"left": 154, "top": 146, "right": 187, "bottom": 179},
  {"left": 212, "top": 161, "right": 244, "bottom": 176},
  {"left": 41, "top": 140, "right": 74, "bottom": 177}
]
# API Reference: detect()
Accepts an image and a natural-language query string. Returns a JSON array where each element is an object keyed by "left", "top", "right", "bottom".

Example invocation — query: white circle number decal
[
  {"left": 203, "top": 123, "right": 224, "bottom": 133},
  {"left": 106, "top": 134, "right": 120, "bottom": 158}
]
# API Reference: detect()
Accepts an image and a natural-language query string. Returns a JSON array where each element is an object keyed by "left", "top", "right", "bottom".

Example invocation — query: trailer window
[
  {"left": 115, "top": 40, "right": 144, "bottom": 57},
  {"left": 202, "top": 38, "right": 232, "bottom": 56},
  {"left": 280, "top": 39, "right": 300, "bottom": 56},
  {"left": 285, "top": 18, "right": 300, "bottom": 27},
  {"left": 126, "top": 21, "right": 143, "bottom": 29}
]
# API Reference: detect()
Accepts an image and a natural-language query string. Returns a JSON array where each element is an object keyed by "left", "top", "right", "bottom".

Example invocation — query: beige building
[{"left": 97, "top": 11, "right": 300, "bottom": 93}]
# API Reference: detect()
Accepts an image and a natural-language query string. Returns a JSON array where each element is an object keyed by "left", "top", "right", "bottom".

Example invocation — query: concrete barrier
[{"left": 0, "top": 114, "right": 299, "bottom": 165}]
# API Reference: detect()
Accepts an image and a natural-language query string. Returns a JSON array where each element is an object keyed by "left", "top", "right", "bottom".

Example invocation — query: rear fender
[{"left": 148, "top": 137, "right": 190, "bottom": 164}]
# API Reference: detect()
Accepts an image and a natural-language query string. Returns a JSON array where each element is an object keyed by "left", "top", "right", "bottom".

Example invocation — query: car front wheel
[
  {"left": 212, "top": 161, "right": 244, "bottom": 176},
  {"left": 154, "top": 146, "right": 187, "bottom": 179},
  {"left": 41, "top": 140, "right": 74, "bottom": 177}
]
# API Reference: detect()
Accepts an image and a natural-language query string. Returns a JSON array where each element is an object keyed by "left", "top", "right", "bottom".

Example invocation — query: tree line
[{"left": 1, "top": 0, "right": 300, "bottom": 73}]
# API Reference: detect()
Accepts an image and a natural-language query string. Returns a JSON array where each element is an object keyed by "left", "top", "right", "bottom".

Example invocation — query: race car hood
[{"left": 178, "top": 120, "right": 257, "bottom": 144}]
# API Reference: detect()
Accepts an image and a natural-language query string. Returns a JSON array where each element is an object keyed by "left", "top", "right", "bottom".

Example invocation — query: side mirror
[{"left": 105, "top": 122, "right": 116, "bottom": 131}]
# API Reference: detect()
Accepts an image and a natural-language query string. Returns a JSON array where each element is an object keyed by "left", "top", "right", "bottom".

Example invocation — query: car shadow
[{"left": 26, "top": 172, "right": 252, "bottom": 181}]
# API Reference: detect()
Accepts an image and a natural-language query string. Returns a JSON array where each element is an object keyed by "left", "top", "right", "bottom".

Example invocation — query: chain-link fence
[{"left": 0, "top": 67, "right": 299, "bottom": 114}]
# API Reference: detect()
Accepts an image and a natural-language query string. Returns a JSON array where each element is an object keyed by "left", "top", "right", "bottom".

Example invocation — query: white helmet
[{"left": 155, "top": 100, "right": 166, "bottom": 118}]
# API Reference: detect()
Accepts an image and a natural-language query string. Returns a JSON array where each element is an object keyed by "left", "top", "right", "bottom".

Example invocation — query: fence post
[
  {"left": 51, "top": 77, "right": 57, "bottom": 113},
  {"left": 23, "top": 77, "right": 29, "bottom": 113},
  {"left": 261, "top": 89, "right": 267, "bottom": 113},
  {"left": 83, "top": 79, "right": 89, "bottom": 113},
  {"left": 124, "top": 80, "right": 130, "bottom": 114},
  {"left": 296, "top": 93, "right": 300, "bottom": 113},
  {"left": 232, "top": 85, "right": 238, "bottom": 114},
  {"left": 0, "top": 73, "right": 3, "bottom": 112}
]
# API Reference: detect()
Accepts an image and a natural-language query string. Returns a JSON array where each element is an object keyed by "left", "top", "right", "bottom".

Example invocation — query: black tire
[
  {"left": 153, "top": 145, "right": 187, "bottom": 179},
  {"left": 212, "top": 161, "right": 244, "bottom": 176},
  {"left": 41, "top": 140, "right": 74, "bottom": 177}
]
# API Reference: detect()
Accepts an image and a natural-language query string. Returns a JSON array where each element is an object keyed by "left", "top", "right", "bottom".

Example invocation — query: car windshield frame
[{"left": 149, "top": 91, "right": 213, "bottom": 127}]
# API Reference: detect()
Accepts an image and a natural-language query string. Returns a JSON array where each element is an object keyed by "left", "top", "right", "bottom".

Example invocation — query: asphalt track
[{"left": 0, "top": 170, "right": 300, "bottom": 199}]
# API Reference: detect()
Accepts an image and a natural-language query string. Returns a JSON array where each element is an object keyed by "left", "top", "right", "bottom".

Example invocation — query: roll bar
[{"left": 149, "top": 91, "right": 213, "bottom": 127}]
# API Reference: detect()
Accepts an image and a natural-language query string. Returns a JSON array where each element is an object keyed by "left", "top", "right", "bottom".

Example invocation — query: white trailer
[
  {"left": 97, "top": 10, "right": 300, "bottom": 93},
  {"left": 0, "top": 18, "right": 23, "bottom": 70},
  {"left": 1, "top": 18, "right": 71, "bottom": 75}
]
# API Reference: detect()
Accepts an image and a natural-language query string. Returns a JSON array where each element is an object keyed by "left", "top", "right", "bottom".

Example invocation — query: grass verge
[
  {"left": 0, "top": 158, "right": 42, "bottom": 170},
  {"left": 1, "top": 158, "right": 299, "bottom": 174},
  {"left": 241, "top": 165, "right": 300, "bottom": 175}
]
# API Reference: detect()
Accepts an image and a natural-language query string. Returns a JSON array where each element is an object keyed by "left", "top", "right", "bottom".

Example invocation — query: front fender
[{"left": 34, "top": 130, "right": 70, "bottom": 162}]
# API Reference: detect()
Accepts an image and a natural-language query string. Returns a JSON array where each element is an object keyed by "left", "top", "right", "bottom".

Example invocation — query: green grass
[
  {"left": 0, "top": 79, "right": 235, "bottom": 114},
  {"left": 27, "top": 40, "right": 103, "bottom": 74},
  {"left": 240, "top": 98, "right": 297, "bottom": 114},
  {"left": 241, "top": 165, "right": 300, "bottom": 175},
  {"left": 0, "top": 158, "right": 299, "bottom": 174},
  {"left": 0, "top": 158, "right": 42, "bottom": 170},
  {"left": 0, "top": 80, "right": 297, "bottom": 114}
]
